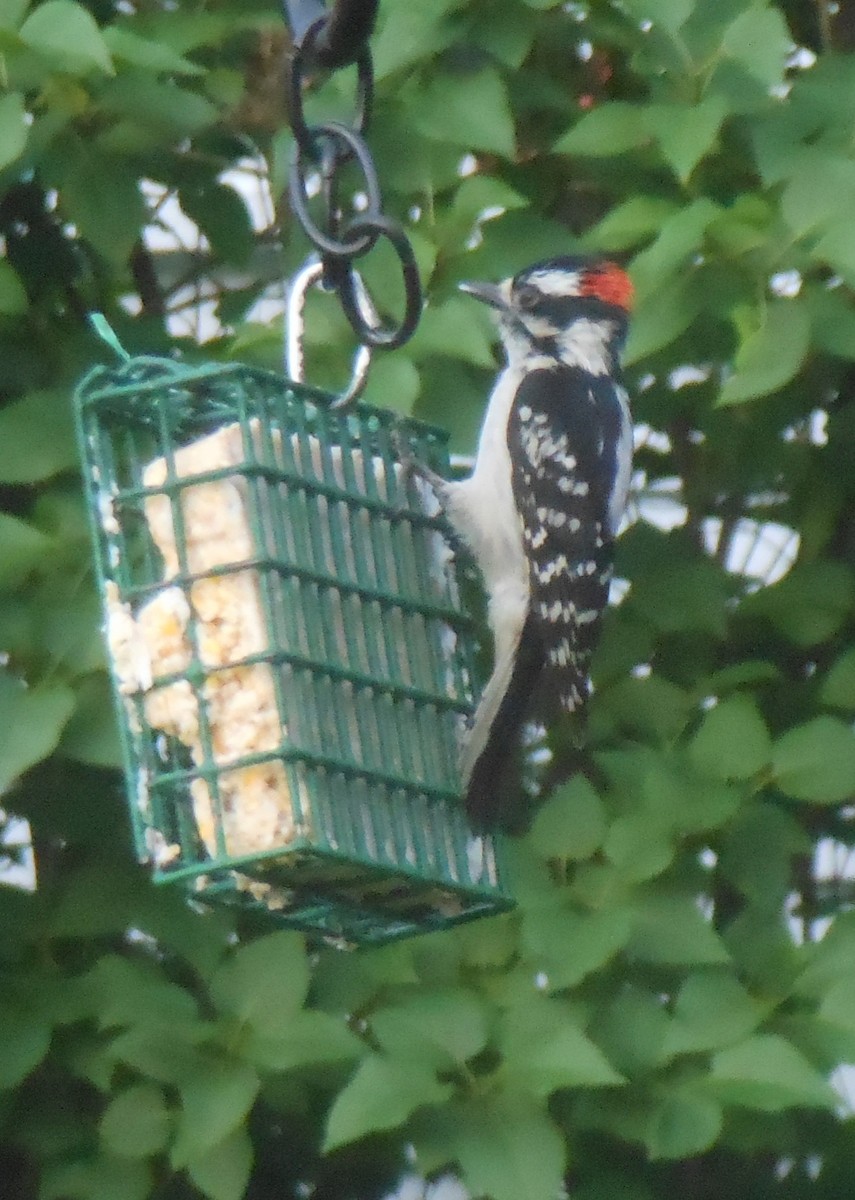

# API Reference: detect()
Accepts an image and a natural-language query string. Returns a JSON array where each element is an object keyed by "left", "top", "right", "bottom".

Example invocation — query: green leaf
[
  {"left": 554, "top": 103, "right": 647, "bottom": 157},
  {"left": 690, "top": 696, "right": 771, "bottom": 780},
  {"left": 179, "top": 181, "right": 255, "bottom": 267},
  {"left": 719, "top": 803, "right": 808, "bottom": 907},
  {"left": 645, "top": 1092, "right": 722, "bottom": 1160},
  {"left": 780, "top": 154, "right": 855, "bottom": 238},
  {"left": 592, "top": 988, "right": 669, "bottom": 1076},
  {"left": 103, "top": 26, "right": 203, "bottom": 75},
  {"left": 772, "top": 716, "right": 855, "bottom": 804},
  {"left": 110, "top": 1026, "right": 213, "bottom": 1087},
  {"left": 46, "top": 138, "right": 146, "bottom": 264},
  {"left": 83, "top": 954, "right": 199, "bottom": 1031},
  {"left": 0, "top": 512, "right": 54, "bottom": 587},
  {"left": 620, "top": 0, "right": 695, "bottom": 33},
  {"left": 408, "top": 295, "right": 496, "bottom": 367},
  {"left": 0, "top": 391, "right": 77, "bottom": 482},
  {"left": 721, "top": 6, "right": 790, "bottom": 88},
  {"left": 0, "top": 675, "right": 75, "bottom": 793},
  {"left": 817, "top": 978, "right": 855, "bottom": 1034},
  {"left": 372, "top": 0, "right": 460, "bottom": 78},
  {"left": 501, "top": 997, "right": 624, "bottom": 1095},
  {"left": 592, "top": 674, "right": 692, "bottom": 743},
  {"left": 662, "top": 970, "right": 766, "bottom": 1057},
  {"left": 172, "top": 1059, "right": 259, "bottom": 1167},
  {"left": 584, "top": 196, "right": 681, "bottom": 253},
  {"left": 718, "top": 300, "right": 811, "bottom": 405},
  {"left": 98, "top": 75, "right": 219, "bottom": 141},
  {"left": 415, "top": 68, "right": 515, "bottom": 156},
  {"left": 521, "top": 901, "right": 632, "bottom": 990},
  {"left": 702, "top": 659, "right": 782, "bottom": 694},
  {"left": 362, "top": 353, "right": 420, "bottom": 416},
  {"left": 446, "top": 174, "right": 527, "bottom": 234},
  {"left": 186, "top": 1127, "right": 253, "bottom": 1200},
  {"left": 0, "top": 1004, "right": 51, "bottom": 1087},
  {"left": 371, "top": 989, "right": 488, "bottom": 1069},
  {"left": 812, "top": 218, "right": 855, "bottom": 286},
  {"left": 324, "top": 1055, "right": 450, "bottom": 1151},
  {"left": 0, "top": 0, "right": 29, "bottom": 29},
  {"left": 420, "top": 1093, "right": 566, "bottom": 1200},
  {"left": 796, "top": 912, "right": 855, "bottom": 997},
  {"left": 707, "top": 193, "right": 775, "bottom": 255},
  {"left": 821, "top": 647, "right": 855, "bottom": 709},
  {"left": 623, "top": 271, "right": 700, "bottom": 363},
  {"left": 0, "top": 259, "right": 27, "bottom": 316},
  {"left": 528, "top": 775, "right": 606, "bottom": 860},
  {"left": 604, "top": 812, "right": 673, "bottom": 882},
  {"left": 41, "top": 1156, "right": 152, "bottom": 1200},
  {"left": 629, "top": 893, "right": 729, "bottom": 965},
  {"left": 0, "top": 93, "right": 28, "bottom": 174},
  {"left": 631, "top": 560, "right": 729, "bottom": 636},
  {"left": 646, "top": 96, "right": 726, "bottom": 182},
  {"left": 742, "top": 561, "right": 854, "bottom": 646},
  {"left": 240, "top": 1008, "right": 361, "bottom": 1072},
  {"left": 58, "top": 675, "right": 121, "bottom": 767},
  {"left": 706, "top": 1034, "right": 836, "bottom": 1111},
  {"left": 100, "top": 1084, "right": 171, "bottom": 1159},
  {"left": 20, "top": 0, "right": 114, "bottom": 75},
  {"left": 806, "top": 285, "right": 855, "bottom": 361},
  {"left": 210, "top": 932, "right": 309, "bottom": 1036},
  {"left": 629, "top": 198, "right": 720, "bottom": 300}
]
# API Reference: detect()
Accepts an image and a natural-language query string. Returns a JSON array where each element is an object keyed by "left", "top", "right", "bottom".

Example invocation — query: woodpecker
[{"left": 411, "top": 255, "right": 634, "bottom": 831}]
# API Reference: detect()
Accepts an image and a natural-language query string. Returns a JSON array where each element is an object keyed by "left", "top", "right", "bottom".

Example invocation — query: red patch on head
[{"left": 581, "top": 263, "right": 634, "bottom": 311}]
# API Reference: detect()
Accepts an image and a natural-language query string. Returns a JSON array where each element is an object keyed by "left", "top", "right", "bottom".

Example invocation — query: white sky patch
[
  {"left": 669, "top": 363, "right": 712, "bottom": 390},
  {"left": 384, "top": 1176, "right": 470, "bottom": 1200},
  {"left": 0, "top": 812, "right": 36, "bottom": 891},
  {"left": 787, "top": 46, "right": 817, "bottom": 70},
  {"left": 634, "top": 474, "right": 688, "bottom": 531},
  {"left": 635, "top": 423, "right": 671, "bottom": 453},
  {"left": 609, "top": 576, "right": 630, "bottom": 604},
  {"left": 832, "top": 1066, "right": 855, "bottom": 1118},
  {"left": 770, "top": 269, "right": 802, "bottom": 298},
  {"left": 703, "top": 516, "right": 799, "bottom": 583},
  {"left": 810, "top": 409, "right": 829, "bottom": 445}
]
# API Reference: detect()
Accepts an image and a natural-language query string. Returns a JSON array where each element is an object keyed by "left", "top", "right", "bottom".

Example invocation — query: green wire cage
[{"left": 74, "top": 355, "right": 513, "bottom": 945}]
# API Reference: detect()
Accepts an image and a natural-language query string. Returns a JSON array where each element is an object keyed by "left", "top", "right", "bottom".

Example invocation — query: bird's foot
[{"left": 391, "top": 426, "right": 448, "bottom": 508}]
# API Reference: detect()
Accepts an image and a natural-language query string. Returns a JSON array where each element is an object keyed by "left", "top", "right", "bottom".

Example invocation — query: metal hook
[{"left": 286, "top": 258, "right": 373, "bottom": 408}]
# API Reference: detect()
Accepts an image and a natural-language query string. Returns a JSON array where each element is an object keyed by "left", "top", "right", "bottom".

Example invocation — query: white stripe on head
[{"left": 525, "top": 268, "right": 583, "bottom": 298}]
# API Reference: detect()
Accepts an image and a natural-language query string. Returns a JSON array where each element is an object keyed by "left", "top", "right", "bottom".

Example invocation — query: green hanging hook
[{"left": 88, "top": 313, "right": 131, "bottom": 364}]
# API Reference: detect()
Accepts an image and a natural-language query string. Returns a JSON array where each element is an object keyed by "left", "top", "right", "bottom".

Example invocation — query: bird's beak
[{"left": 458, "top": 280, "right": 508, "bottom": 311}]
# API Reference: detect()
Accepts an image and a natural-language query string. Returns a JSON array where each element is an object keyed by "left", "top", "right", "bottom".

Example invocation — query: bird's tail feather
[{"left": 461, "top": 615, "right": 544, "bottom": 832}]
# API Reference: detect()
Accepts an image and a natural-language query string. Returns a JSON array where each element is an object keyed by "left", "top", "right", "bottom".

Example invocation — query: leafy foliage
[{"left": 2, "top": 1, "right": 855, "bottom": 1199}]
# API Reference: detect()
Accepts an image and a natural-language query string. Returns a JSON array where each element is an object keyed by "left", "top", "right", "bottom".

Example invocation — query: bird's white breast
[{"left": 444, "top": 367, "right": 531, "bottom": 666}]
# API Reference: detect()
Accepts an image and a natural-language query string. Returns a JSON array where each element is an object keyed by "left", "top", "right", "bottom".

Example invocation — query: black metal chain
[{"left": 283, "top": 0, "right": 423, "bottom": 349}]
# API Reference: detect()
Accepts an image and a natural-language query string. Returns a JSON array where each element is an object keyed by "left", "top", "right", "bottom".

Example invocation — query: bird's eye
[{"left": 515, "top": 284, "right": 540, "bottom": 310}]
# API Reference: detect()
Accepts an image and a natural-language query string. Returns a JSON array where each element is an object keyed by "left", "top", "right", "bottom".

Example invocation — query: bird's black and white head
[{"left": 460, "top": 254, "right": 634, "bottom": 375}]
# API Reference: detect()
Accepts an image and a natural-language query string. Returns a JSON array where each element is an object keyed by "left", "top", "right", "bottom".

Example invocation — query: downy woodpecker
[{"left": 418, "top": 255, "right": 634, "bottom": 831}]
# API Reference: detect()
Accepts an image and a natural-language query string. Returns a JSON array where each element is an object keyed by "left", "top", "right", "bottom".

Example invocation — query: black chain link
[{"left": 284, "top": 0, "right": 423, "bottom": 349}]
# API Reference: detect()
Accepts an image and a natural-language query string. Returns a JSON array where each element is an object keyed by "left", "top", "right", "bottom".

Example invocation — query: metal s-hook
[{"left": 286, "top": 258, "right": 374, "bottom": 409}]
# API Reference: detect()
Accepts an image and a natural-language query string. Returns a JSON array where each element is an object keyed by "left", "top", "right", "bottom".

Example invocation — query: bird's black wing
[{"left": 507, "top": 365, "right": 624, "bottom": 716}]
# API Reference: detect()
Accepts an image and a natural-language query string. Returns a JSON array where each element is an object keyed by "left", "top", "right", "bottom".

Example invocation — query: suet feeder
[{"left": 74, "top": 354, "right": 513, "bottom": 945}]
